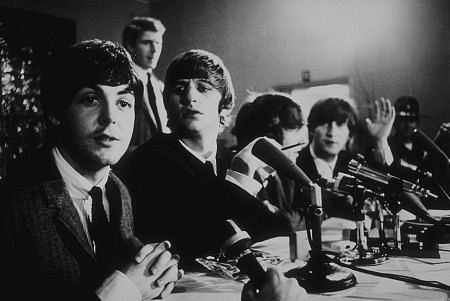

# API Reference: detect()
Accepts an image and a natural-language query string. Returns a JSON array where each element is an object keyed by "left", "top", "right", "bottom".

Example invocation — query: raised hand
[{"left": 365, "top": 97, "right": 395, "bottom": 148}]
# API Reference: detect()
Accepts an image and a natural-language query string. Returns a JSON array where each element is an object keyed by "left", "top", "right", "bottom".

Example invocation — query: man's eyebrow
[
  {"left": 196, "top": 78, "right": 214, "bottom": 85},
  {"left": 174, "top": 79, "right": 189, "bottom": 84},
  {"left": 118, "top": 86, "right": 135, "bottom": 95},
  {"left": 88, "top": 85, "right": 134, "bottom": 95}
]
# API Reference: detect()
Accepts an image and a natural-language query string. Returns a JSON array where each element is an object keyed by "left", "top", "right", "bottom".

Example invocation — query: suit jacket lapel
[
  {"left": 298, "top": 148, "right": 321, "bottom": 181},
  {"left": 43, "top": 179, "right": 95, "bottom": 259},
  {"left": 167, "top": 136, "right": 204, "bottom": 178},
  {"left": 106, "top": 173, "right": 133, "bottom": 242}
]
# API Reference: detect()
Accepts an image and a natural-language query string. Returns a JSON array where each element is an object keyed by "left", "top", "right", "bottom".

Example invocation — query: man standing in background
[{"left": 122, "top": 16, "right": 170, "bottom": 151}]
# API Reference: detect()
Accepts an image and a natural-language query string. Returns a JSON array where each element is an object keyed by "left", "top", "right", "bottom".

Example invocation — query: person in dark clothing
[
  {"left": 124, "top": 50, "right": 293, "bottom": 267},
  {"left": 387, "top": 97, "right": 450, "bottom": 209},
  {"left": 0, "top": 39, "right": 182, "bottom": 301},
  {"left": 122, "top": 16, "right": 170, "bottom": 148},
  {"left": 231, "top": 92, "right": 309, "bottom": 230},
  {"left": 388, "top": 96, "right": 425, "bottom": 179},
  {"left": 296, "top": 97, "right": 395, "bottom": 220}
]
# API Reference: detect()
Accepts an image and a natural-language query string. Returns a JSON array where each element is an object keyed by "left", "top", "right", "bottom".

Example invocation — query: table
[{"left": 168, "top": 219, "right": 450, "bottom": 301}]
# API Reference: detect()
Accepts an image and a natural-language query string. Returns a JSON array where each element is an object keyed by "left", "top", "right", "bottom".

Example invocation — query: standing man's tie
[
  {"left": 204, "top": 160, "right": 216, "bottom": 176},
  {"left": 88, "top": 186, "right": 112, "bottom": 261},
  {"left": 147, "top": 72, "right": 162, "bottom": 131}
]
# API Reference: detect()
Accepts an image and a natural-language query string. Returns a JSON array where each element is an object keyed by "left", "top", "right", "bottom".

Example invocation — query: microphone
[
  {"left": 347, "top": 160, "right": 440, "bottom": 224},
  {"left": 219, "top": 219, "right": 266, "bottom": 290},
  {"left": 347, "top": 159, "right": 437, "bottom": 199},
  {"left": 317, "top": 172, "right": 383, "bottom": 198},
  {"left": 251, "top": 138, "right": 313, "bottom": 187},
  {"left": 412, "top": 128, "right": 450, "bottom": 166}
]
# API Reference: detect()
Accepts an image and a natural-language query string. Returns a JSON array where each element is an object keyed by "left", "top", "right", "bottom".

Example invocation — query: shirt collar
[
  {"left": 52, "top": 146, "right": 110, "bottom": 200},
  {"left": 178, "top": 139, "right": 217, "bottom": 163},
  {"left": 178, "top": 139, "right": 217, "bottom": 175},
  {"left": 134, "top": 64, "right": 153, "bottom": 81},
  {"left": 309, "top": 144, "right": 338, "bottom": 178}
]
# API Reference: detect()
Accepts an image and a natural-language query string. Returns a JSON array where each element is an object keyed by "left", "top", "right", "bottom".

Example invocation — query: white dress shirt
[
  {"left": 310, "top": 144, "right": 338, "bottom": 180},
  {"left": 51, "top": 146, "right": 141, "bottom": 301}
]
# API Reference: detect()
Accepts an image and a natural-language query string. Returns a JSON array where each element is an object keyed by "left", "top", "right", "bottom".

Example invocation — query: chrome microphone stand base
[{"left": 286, "top": 254, "right": 357, "bottom": 294}]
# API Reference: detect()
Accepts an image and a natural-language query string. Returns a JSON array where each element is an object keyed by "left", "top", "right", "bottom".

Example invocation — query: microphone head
[
  {"left": 220, "top": 219, "right": 252, "bottom": 260},
  {"left": 251, "top": 138, "right": 313, "bottom": 187}
]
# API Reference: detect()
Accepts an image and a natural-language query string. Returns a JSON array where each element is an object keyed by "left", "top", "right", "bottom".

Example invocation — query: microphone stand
[
  {"left": 372, "top": 198, "right": 389, "bottom": 252},
  {"left": 285, "top": 184, "right": 357, "bottom": 293},
  {"left": 338, "top": 187, "right": 388, "bottom": 266}
]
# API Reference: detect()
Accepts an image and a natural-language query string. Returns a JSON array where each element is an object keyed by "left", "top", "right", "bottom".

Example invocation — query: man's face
[
  {"left": 395, "top": 117, "right": 419, "bottom": 139},
  {"left": 132, "top": 30, "right": 163, "bottom": 70},
  {"left": 60, "top": 84, "right": 135, "bottom": 172},
  {"left": 166, "top": 78, "right": 222, "bottom": 136},
  {"left": 282, "top": 127, "right": 309, "bottom": 162},
  {"left": 311, "top": 120, "right": 350, "bottom": 159}
]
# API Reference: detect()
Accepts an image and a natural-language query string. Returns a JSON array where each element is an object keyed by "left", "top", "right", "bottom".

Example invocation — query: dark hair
[
  {"left": 307, "top": 98, "right": 357, "bottom": 136},
  {"left": 232, "top": 93, "right": 304, "bottom": 149},
  {"left": 163, "top": 49, "right": 235, "bottom": 130},
  {"left": 40, "top": 39, "right": 139, "bottom": 139},
  {"left": 122, "top": 16, "right": 165, "bottom": 49}
]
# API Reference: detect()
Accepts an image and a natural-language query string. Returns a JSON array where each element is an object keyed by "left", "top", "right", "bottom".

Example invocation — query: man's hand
[
  {"left": 121, "top": 240, "right": 184, "bottom": 300},
  {"left": 241, "top": 267, "right": 308, "bottom": 301},
  {"left": 365, "top": 97, "right": 395, "bottom": 148},
  {"left": 231, "top": 137, "right": 281, "bottom": 178}
]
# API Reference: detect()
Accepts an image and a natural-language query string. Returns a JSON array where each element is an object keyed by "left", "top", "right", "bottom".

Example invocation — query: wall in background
[
  {"left": 151, "top": 0, "right": 449, "bottom": 146},
  {"left": 0, "top": 0, "right": 150, "bottom": 42},
  {"left": 0, "top": 0, "right": 151, "bottom": 179},
  {"left": 0, "top": 0, "right": 448, "bottom": 147}
]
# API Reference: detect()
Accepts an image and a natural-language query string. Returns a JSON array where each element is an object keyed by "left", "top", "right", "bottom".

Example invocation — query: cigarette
[{"left": 281, "top": 143, "right": 302, "bottom": 151}]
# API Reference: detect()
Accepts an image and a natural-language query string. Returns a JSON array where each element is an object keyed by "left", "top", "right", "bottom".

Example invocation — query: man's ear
[{"left": 218, "top": 107, "right": 233, "bottom": 131}]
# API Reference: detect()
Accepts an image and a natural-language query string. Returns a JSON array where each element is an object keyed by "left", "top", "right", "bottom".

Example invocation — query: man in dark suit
[
  {"left": 124, "top": 50, "right": 293, "bottom": 266},
  {"left": 231, "top": 93, "right": 309, "bottom": 231},
  {"left": 388, "top": 96, "right": 425, "bottom": 179},
  {"left": 122, "top": 16, "right": 170, "bottom": 151},
  {"left": 296, "top": 97, "right": 395, "bottom": 219},
  {"left": 0, "top": 40, "right": 182, "bottom": 301}
]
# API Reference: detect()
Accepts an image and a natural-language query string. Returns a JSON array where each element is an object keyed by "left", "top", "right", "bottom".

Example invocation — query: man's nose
[
  {"left": 149, "top": 43, "right": 156, "bottom": 54},
  {"left": 180, "top": 82, "right": 198, "bottom": 106},
  {"left": 98, "top": 101, "right": 117, "bottom": 125},
  {"left": 326, "top": 121, "right": 338, "bottom": 134}
]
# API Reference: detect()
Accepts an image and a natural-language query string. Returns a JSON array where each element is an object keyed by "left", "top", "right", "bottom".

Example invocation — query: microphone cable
[{"left": 322, "top": 250, "right": 450, "bottom": 291}]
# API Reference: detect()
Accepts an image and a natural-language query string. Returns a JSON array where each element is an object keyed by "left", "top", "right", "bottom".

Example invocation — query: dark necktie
[
  {"left": 88, "top": 186, "right": 112, "bottom": 260},
  {"left": 204, "top": 160, "right": 215, "bottom": 176},
  {"left": 147, "top": 73, "right": 162, "bottom": 131}
]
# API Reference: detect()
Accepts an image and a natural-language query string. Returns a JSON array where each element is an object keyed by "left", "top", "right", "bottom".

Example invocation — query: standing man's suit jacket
[
  {"left": 124, "top": 134, "right": 291, "bottom": 266},
  {"left": 130, "top": 75, "right": 165, "bottom": 150},
  {"left": 0, "top": 149, "right": 134, "bottom": 301}
]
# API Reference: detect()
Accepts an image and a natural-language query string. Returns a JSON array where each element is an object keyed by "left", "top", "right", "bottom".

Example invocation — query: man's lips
[
  {"left": 324, "top": 139, "right": 338, "bottom": 145},
  {"left": 93, "top": 133, "right": 119, "bottom": 143},
  {"left": 181, "top": 108, "right": 202, "bottom": 117}
]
